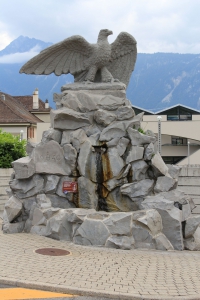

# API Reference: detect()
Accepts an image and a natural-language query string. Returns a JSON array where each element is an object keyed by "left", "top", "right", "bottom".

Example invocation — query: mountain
[
  {"left": 0, "top": 36, "right": 52, "bottom": 56},
  {"left": 0, "top": 36, "right": 200, "bottom": 111},
  {"left": 126, "top": 53, "right": 200, "bottom": 112},
  {"left": 0, "top": 36, "right": 73, "bottom": 108}
]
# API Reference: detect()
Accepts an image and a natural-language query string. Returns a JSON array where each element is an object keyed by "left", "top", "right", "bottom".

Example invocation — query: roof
[
  {"left": 13, "top": 95, "right": 51, "bottom": 112},
  {"left": 131, "top": 104, "right": 155, "bottom": 115},
  {"left": 155, "top": 104, "right": 200, "bottom": 114},
  {"left": 132, "top": 103, "right": 200, "bottom": 115},
  {"left": 0, "top": 92, "right": 43, "bottom": 124}
]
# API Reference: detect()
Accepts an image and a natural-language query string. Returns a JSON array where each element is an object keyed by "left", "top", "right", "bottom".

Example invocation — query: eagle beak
[{"left": 108, "top": 30, "right": 113, "bottom": 36}]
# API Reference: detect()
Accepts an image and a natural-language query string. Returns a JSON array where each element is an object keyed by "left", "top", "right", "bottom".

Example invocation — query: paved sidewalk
[{"left": 1, "top": 219, "right": 200, "bottom": 300}]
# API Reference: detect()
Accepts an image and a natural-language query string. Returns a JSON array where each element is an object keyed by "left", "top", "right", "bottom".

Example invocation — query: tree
[{"left": 0, "top": 129, "right": 26, "bottom": 168}]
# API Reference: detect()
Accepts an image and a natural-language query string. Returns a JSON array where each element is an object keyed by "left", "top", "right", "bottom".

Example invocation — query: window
[
  {"left": 28, "top": 127, "right": 34, "bottom": 139},
  {"left": 162, "top": 156, "right": 186, "bottom": 164},
  {"left": 172, "top": 136, "right": 187, "bottom": 145},
  {"left": 165, "top": 107, "right": 192, "bottom": 121}
]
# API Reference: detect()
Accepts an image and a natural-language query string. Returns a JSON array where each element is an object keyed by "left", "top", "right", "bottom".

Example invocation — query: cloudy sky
[{"left": 0, "top": 0, "right": 200, "bottom": 54}]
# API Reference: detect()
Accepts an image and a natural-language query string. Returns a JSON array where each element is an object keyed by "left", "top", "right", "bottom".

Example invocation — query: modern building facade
[{"left": 133, "top": 104, "right": 200, "bottom": 165}]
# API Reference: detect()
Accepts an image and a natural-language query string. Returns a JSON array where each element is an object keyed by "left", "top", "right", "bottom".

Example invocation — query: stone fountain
[{"left": 3, "top": 30, "right": 200, "bottom": 251}]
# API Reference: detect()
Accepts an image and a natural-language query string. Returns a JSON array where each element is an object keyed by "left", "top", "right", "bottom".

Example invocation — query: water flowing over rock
[
  {"left": 3, "top": 76, "right": 198, "bottom": 252},
  {"left": 77, "top": 177, "right": 98, "bottom": 209}
]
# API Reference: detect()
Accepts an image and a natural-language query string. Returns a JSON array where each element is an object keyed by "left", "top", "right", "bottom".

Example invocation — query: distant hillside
[
  {"left": 0, "top": 36, "right": 200, "bottom": 111},
  {"left": 127, "top": 53, "right": 200, "bottom": 112},
  {"left": 0, "top": 36, "right": 52, "bottom": 56},
  {"left": 0, "top": 36, "right": 73, "bottom": 107}
]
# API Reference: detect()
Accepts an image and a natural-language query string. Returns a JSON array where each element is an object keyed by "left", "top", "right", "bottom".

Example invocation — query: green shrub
[
  {"left": 0, "top": 129, "right": 26, "bottom": 168},
  {"left": 138, "top": 127, "right": 146, "bottom": 134}
]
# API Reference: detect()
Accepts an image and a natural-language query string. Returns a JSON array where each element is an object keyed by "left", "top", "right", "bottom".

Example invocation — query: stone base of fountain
[{"left": 2, "top": 82, "right": 200, "bottom": 251}]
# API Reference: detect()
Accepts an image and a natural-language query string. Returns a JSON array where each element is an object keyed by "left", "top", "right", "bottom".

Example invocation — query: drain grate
[{"left": 35, "top": 248, "right": 71, "bottom": 256}]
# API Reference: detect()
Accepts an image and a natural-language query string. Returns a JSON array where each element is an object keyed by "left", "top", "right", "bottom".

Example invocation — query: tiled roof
[
  {"left": 13, "top": 95, "right": 51, "bottom": 112},
  {"left": 0, "top": 92, "right": 43, "bottom": 124}
]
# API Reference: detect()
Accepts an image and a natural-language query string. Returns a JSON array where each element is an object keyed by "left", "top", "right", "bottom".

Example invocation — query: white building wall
[
  {"left": 37, "top": 123, "right": 51, "bottom": 143},
  {"left": 0, "top": 126, "right": 28, "bottom": 139},
  {"left": 141, "top": 117, "right": 200, "bottom": 141},
  {"left": 33, "top": 113, "right": 51, "bottom": 123}
]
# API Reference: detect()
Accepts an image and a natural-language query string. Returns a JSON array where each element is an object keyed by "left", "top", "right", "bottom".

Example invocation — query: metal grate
[{"left": 35, "top": 248, "right": 71, "bottom": 256}]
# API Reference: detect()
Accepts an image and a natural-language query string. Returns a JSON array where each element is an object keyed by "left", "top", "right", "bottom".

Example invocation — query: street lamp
[
  {"left": 157, "top": 116, "right": 162, "bottom": 155},
  {"left": 20, "top": 130, "right": 24, "bottom": 142},
  {"left": 188, "top": 140, "right": 190, "bottom": 165}
]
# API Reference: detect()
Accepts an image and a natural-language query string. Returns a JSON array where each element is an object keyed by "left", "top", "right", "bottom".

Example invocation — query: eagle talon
[
  {"left": 83, "top": 80, "right": 93, "bottom": 84},
  {"left": 102, "top": 79, "right": 112, "bottom": 83}
]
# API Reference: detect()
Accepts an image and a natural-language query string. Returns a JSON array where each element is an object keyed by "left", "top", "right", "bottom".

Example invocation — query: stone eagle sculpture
[{"left": 20, "top": 29, "right": 137, "bottom": 86}]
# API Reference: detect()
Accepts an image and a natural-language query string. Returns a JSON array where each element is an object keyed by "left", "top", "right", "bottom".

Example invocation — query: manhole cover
[{"left": 35, "top": 248, "right": 71, "bottom": 256}]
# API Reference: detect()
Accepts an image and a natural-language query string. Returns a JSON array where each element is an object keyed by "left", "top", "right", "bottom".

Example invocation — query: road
[{"left": 0, "top": 284, "right": 113, "bottom": 300}]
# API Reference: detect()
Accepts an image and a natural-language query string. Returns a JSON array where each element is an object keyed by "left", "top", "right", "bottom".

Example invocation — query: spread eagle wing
[
  {"left": 19, "top": 36, "right": 94, "bottom": 76},
  {"left": 107, "top": 32, "right": 137, "bottom": 86}
]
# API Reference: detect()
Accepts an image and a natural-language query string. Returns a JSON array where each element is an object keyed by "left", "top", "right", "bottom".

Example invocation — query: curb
[{"left": 0, "top": 278, "right": 200, "bottom": 300}]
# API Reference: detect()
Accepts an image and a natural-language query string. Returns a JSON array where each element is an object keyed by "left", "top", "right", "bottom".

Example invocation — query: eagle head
[{"left": 98, "top": 29, "right": 113, "bottom": 41}]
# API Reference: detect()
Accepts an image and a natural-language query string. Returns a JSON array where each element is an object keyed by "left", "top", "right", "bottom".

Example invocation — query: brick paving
[{"left": 1, "top": 219, "right": 200, "bottom": 299}]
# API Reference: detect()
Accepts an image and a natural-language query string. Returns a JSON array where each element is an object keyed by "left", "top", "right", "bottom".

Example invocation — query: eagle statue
[{"left": 20, "top": 29, "right": 137, "bottom": 86}]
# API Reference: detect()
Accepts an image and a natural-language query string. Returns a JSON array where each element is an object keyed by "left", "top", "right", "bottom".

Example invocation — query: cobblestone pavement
[{"left": 1, "top": 220, "right": 200, "bottom": 300}]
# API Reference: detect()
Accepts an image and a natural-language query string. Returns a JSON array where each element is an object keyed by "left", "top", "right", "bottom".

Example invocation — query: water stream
[{"left": 94, "top": 145, "right": 108, "bottom": 211}]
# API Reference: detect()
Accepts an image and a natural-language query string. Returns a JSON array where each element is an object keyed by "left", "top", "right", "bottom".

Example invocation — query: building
[
  {"left": 132, "top": 104, "right": 200, "bottom": 165},
  {"left": 0, "top": 89, "right": 51, "bottom": 143}
]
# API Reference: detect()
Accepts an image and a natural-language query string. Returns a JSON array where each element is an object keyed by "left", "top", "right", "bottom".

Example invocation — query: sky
[{"left": 0, "top": 0, "right": 200, "bottom": 55}]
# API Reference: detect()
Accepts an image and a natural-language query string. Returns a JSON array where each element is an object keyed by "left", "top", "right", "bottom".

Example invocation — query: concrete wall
[
  {"left": 177, "top": 149, "right": 200, "bottom": 165},
  {"left": 141, "top": 116, "right": 200, "bottom": 141},
  {"left": 0, "top": 168, "right": 13, "bottom": 211},
  {"left": 178, "top": 165, "right": 200, "bottom": 214},
  {"left": 161, "top": 145, "right": 199, "bottom": 157}
]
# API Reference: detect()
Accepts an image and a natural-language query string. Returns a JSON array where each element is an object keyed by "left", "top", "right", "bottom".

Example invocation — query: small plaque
[{"left": 63, "top": 181, "right": 78, "bottom": 194}]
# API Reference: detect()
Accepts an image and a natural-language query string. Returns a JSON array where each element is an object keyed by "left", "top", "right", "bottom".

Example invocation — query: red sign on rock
[{"left": 63, "top": 181, "right": 78, "bottom": 194}]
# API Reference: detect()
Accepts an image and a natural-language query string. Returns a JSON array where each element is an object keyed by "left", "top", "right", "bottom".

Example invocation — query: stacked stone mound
[{"left": 2, "top": 82, "right": 200, "bottom": 251}]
